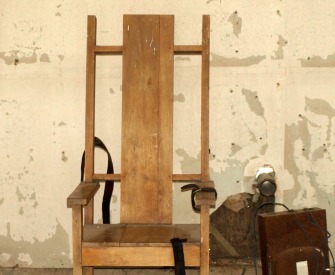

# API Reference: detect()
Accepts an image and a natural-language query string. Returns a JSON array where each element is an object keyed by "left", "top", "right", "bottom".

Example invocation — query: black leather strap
[
  {"left": 81, "top": 137, "right": 114, "bottom": 224},
  {"left": 170, "top": 238, "right": 187, "bottom": 275}
]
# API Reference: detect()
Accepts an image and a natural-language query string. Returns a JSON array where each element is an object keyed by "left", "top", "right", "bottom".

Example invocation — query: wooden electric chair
[{"left": 67, "top": 14, "right": 216, "bottom": 275}]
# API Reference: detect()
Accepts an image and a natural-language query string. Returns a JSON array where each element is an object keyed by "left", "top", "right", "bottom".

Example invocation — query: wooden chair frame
[{"left": 67, "top": 14, "right": 215, "bottom": 275}]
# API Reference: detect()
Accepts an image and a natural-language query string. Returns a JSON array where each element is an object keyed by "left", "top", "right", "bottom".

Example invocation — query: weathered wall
[{"left": 1, "top": 0, "right": 335, "bottom": 268}]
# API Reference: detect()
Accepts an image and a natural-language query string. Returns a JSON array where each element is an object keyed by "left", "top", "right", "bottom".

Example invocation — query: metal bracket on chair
[{"left": 181, "top": 183, "right": 217, "bottom": 213}]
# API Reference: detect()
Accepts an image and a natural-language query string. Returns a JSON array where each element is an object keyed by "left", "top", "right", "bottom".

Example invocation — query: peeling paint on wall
[
  {"left": 211, "top": 53, "right": 266, "bottom": 67},
  {"left": 40, "top": 53, "right": 51, "bottom": 63},
  {"left": 228, "top": 11, "right": 242, "bottom": 37},
  {"left": 229, "top": 143, "right": 242, "bottom": 157},
  {"left": 284, "top": 97, "right": 335, "bottom": 207},
  {"left": 174, "top": 93, "right": 185, "bottom": 102},
  {"left": 0, "top": 50, "right": 37, "bottom": 65},
  {"left": 272, "top": 35, "right": 288, "bottom": 60},
  {"left": 300, "top": 52, "right": 335, "bottom": 67},
  {"left": 241, "top": 89, "right": 264, "bottom": 117},
  {"left": 0, "top": 221, "right": 70, "bottom": 267}
]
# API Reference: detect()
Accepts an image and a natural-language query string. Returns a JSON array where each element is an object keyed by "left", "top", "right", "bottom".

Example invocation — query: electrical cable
[
  {"left": 305, "top": 209, "right": 328, "bottom": 273},
  {"left": 304, "top": 208, "right": 335, "bottom": 275},
  {"left": 291, "top": 210, "right": 320, "bottom": 274}
]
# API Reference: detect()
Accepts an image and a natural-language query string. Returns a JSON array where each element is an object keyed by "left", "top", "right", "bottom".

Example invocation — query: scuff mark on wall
[
  {"left": 272, "top": 35, "right": 288, "bottom": 60},
  {"left": 305, "top": 97, "right": 335, "bottom": 141},
  {"left": 299, "top": 52, "right": 335, "bottom": 67},
  {"left": 0, "top": 220, "right": 70, "bottom": 268},
  {"left": 206, "top": 0, "right": 221, "bottom": 3},
  {"left": 16, "top": 187, "right": 25, "bottom": 202},
  {"left": 55, "top": 3, "right": 62, "bottom": 16},
  {"left": 58, "top": 121, "right": 67, "bottom": 127},
  {"left": 211, "top": 53, "right": 266, "bottom": 67},
  {"left": 0, "top": 198, "right": 4, "bottom": 206},
  {"left": 228, "top": 11, "right": 242, "bottom": 37},
  {"left": 40, "top": 53, "right": 51, "bottom": 63},
  {"left": 174, "top": 93, "right": 185, "bottom": 102},
  {"left": 58, "top": 54, "right": 64, "bottom": 61},
  {"left": 29, "top": 149, "right": 34, "bottom": 162},
  {"left": 109, "top": 88, "right": 115, "bottom": 94},
  {"left": 61, "top": 151, "right": 68, "bottom": 162},
  {"left": 175, "top": 56, "right": 191, "bottom": 62}
]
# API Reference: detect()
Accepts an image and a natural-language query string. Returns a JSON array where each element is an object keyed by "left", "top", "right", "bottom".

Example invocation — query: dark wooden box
[{"left": 258, "top": 208, "right": 330, "bottom": 274}]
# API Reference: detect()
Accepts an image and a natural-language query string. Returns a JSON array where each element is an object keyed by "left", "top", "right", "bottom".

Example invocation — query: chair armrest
[
  {"left": 195, "top": 181, "right": 216, "bottom": 209},
  {"left": 181, "top": 181, "right": 216, "bottom": 212},
  {"left": 67, "top": 182, "right": 100, "bottom": 208}
]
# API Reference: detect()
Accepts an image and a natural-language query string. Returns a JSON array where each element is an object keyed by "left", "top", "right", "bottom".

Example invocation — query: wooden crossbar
[
  {"left": 93, "top": 45, "right": 203, "bottom": 55},
  {"left": 92, "top": 173, "right": 203, "bottom": 182}
]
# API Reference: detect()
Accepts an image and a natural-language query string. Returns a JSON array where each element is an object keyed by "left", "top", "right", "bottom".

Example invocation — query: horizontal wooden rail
[
  {"left": 172, "top": 174, "right": 202, "bottom": 181},
  {"left": 92, "top": 45, "right": 202, "bottom": 55},
  {"left": 174, "top": 45, "right": 202, "bottom": 55},
  {"left": 94, "top": 45, "right": 123, "bottom": 54},
  {"left": 93, "top": 173, "right": 202, "bottom": 182},
  {"left": 93, "top": 174, "right": 121, "bottom": 181}
]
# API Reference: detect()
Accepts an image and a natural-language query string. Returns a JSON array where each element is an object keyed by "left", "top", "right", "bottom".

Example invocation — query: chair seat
[
  {"left": 83, "top": 224, "right": 200, "bottom": 247},
  {"left": 81, "top": 224, "right": 201, "bottom": 267}
]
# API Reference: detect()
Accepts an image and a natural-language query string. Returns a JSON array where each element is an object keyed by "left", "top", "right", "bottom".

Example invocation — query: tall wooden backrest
[
  {"left": 121, "top": 15, "right": 174, "bottom": 224},
  {"left": 83, "top": 14, "right": 210, "bottom": 228}
]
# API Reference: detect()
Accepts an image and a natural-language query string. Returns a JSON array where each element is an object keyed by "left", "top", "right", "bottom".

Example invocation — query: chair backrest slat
[{"left": 120, "top": 15, "right": 174, "bottom": 224}]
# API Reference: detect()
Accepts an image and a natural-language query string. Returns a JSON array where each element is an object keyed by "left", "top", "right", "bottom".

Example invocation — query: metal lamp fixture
[{"left": 255, "top": 165, "right": 277, "bottom": 197}]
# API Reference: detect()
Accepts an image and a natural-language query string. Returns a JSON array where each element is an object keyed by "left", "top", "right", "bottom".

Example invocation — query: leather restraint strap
[
  {"left": 181, "top": 183, "right": 217, "bottom": 213},
  {"left": 170, "top": 238, "right": 187, "bottom": 275},
  {"left": 81, "top": 136, "right": 114, "bottom": 224}
]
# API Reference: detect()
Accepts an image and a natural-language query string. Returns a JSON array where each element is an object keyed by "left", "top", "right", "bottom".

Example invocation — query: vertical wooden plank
[
  {"left": 121, "top": 15, "right": 174, "bottom": 224},
  {"left": 200, "top": 205, "right": 210, "bottom": 275},
  {"left": 158, "top": 15, "right": 174, "bottom": 224},
  {"left": 72, "top": 206, "right": 83, "bottom": 275},
  {"left": 84, "top": 16, "right": 97, "bottom": 225},
  {"left": 84, "top": 267, "right": 93, "bottom": 275},
  {"left": 201, "top": 15, "right": 210, "bottom": 182},
  {"left": 121, "top": 15, "right": 160, "bottom": 224},
  {"left": 200, "top": 16, "right": 211, "bottom": 274}
]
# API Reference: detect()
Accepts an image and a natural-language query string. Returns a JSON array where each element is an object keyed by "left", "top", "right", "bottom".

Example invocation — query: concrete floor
[{"left": 0, "top": 266, "right": 261, "bottom": 275}]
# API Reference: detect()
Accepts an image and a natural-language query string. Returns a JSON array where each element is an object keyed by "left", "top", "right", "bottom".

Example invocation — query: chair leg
[
  {"left": 200, "top": 204, "right": 210, "bottom": 275},
  {"left": 72, "top": 205, "right": 83, "bottom": 275},
  {"left": 84, "top": 267, "right": 93, "bottom": 275}
]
